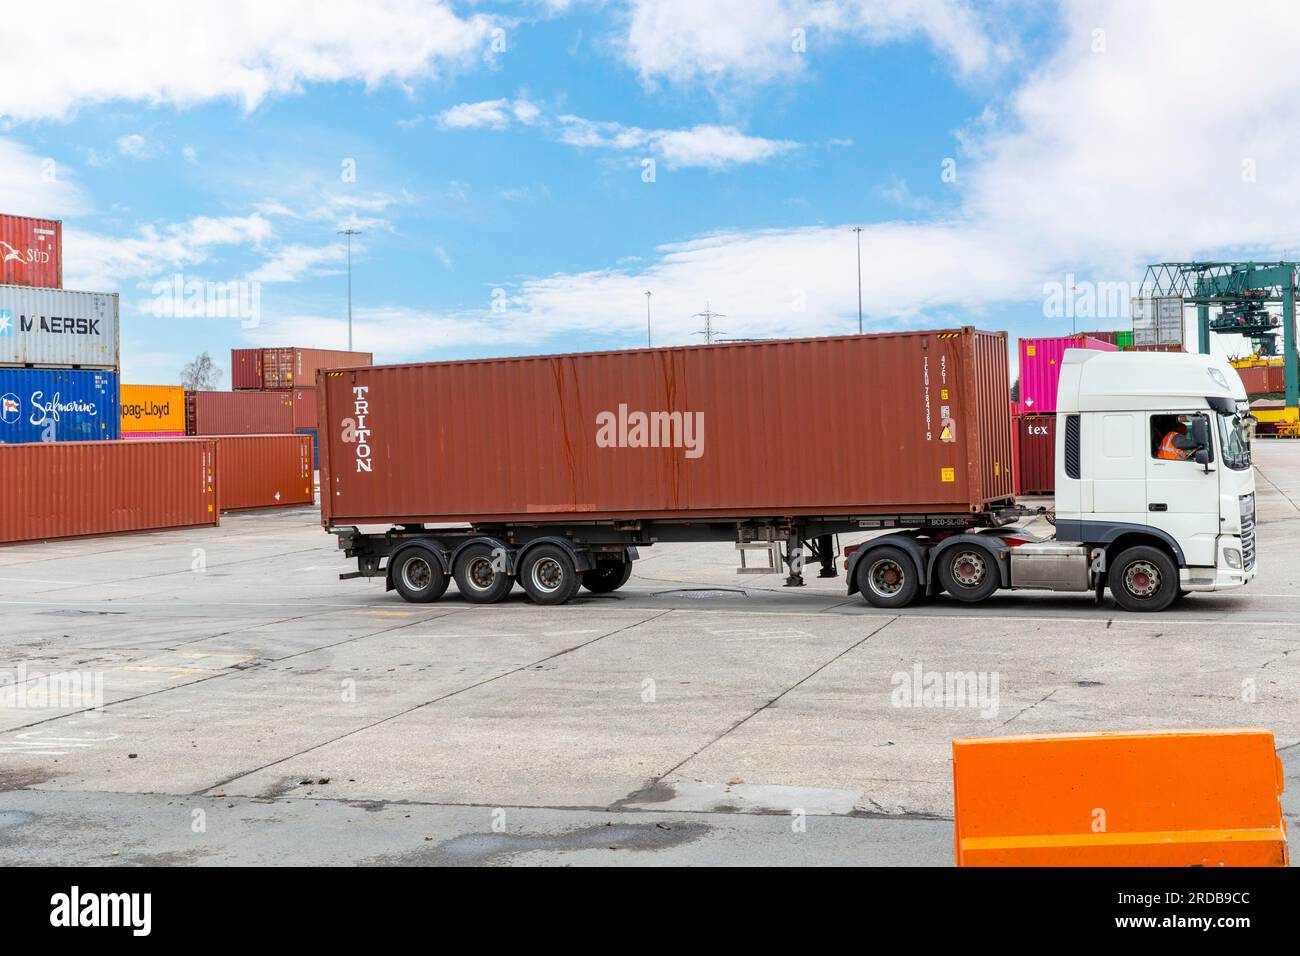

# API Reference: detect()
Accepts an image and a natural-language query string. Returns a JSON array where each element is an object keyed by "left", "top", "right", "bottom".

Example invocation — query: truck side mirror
[
  {"left": 1194, "top": 447, "right": 1211, "bottom": 466},
  {"left": 1191, "top": 416, "right": 1208, "bottom": 448}
]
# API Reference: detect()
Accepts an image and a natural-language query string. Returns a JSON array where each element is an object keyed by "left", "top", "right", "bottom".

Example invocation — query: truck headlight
[{"left": 1224, "top": 548, "right": 1242, "bottom": 569}]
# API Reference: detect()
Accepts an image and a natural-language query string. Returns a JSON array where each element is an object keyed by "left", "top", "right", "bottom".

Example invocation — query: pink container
[
  {"left": 124, "top": 431, "right": 187, "bottom": 439},
  {"left": 1018, "top": 335, "right": 1117, "bottom": 414}
]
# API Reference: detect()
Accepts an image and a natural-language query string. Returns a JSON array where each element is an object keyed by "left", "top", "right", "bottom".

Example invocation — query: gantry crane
[{"left": 1137, "top": 261, "right": 1299, "bottom": 409}]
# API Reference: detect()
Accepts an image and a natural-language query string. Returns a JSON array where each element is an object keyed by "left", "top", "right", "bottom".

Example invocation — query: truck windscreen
[{"left": 1216, "top": 410, "right": 1251, "bottom": 470}]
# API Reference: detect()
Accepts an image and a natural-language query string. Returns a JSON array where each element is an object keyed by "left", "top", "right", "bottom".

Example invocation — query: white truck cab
[{"left": 847, "top": 348, "right": 1257, "bottom": 612}]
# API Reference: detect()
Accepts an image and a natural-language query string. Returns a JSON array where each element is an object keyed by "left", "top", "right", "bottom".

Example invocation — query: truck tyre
[
  {"left": 856, "top": 546, "right": 920, "bottom": 608},
  {"left": 936, "top": 544, "right": 1000, "bottom": 603},
  {"left": 391, "top": 550, "right": 449, "bottom": 603},
  {"left": 452, "top": 543, "right": 513, "bottom": 604},
  {"left": 582, "top": 560, "right": 632, "bottom": 594},
  {"left": 1109, "top": 546, "right": 1178, "bottom": 612},
  {"left": 520, "top": 545, "right": 581, "bottom": 605}
]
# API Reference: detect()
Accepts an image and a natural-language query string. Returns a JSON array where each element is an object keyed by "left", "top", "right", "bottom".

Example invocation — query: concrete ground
[{"left": 0, "top": 442, "right": 1297, "bottom": 866}]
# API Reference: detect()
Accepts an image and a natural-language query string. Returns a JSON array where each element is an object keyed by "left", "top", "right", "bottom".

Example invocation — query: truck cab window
[{"left": 1150, "top": 414, "right": 1205, "bottom": 462}]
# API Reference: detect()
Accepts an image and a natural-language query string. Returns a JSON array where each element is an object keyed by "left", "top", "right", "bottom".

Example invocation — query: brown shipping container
[
  {"left": 0, "top": 214, "right": 62, "bottom": 288},
  {"left": 1016, "top": 414, "right": 1056, "bottom": 495},
  {"left": 186, "top": 390, "right": 293, "bottom": 435},
  {"left": 212, "top": 434, "right": 315, "bottom": 511},
  {"left": 0, "top": 440, "right": 218, "bottom": 544},
  {"left": 231, "top": 348, "right": 263, "bottom": 390},
  {"left": 288, "top": 386, "right": 317, "bottom": 429},
  {"left": 319, "top": 328, "right": 1014, "bottom": 527},
  {"left": 1238, "top": 364, "right": 1285, "bottom": 396},
  {"left": 262, "top": 347, "right": 374, "bottom": 389}
]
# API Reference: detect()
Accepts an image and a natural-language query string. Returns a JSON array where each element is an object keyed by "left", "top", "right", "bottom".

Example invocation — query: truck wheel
[
  {"left": 936, "top": 545, "right": 1000, "bottom": 603},
  {"left": 856, "top": 546, "right": 920, "bottom": 608},
  {"left": 1108, "top": 546, "right": 1178, "bottom": 612},
  {"left": 520, "top": 545, "right": 581, "bottom": 605},
  {"left": 453, "top": 543, "right": 513, "bottom": 604},
  {"left": 391, "top": 550, "right": 449, "bottom": 603},
  {"left": 582, "top": 561, "right": 632, "bottom": 594}
]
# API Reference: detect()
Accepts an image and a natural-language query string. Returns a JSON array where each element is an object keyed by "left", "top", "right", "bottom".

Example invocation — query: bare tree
[{"left": 181, "top": 352, "right": 222, "bottom": 390}]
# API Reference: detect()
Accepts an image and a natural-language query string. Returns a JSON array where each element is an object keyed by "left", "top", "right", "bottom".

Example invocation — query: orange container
[
  {"left": 318, "top": 329, "right": 1015, "bottom": 527},
  {"left": 211, "top": 434, "right": 314, "bottom": 511},
  {"left": 0, "top": 440, "right": 218, "bottom": 544},
  {"left": 953, "top": 728, "right": 1288, "bottom": 867}
]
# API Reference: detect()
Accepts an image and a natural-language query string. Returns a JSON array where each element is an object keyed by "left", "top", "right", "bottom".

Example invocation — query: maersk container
[
  {"left": 318, "top": 328, "right": 1014, "bottom": 527},
  {"left": 185, "top": 390, "right": 293, "bottom": 435},
  {"left": 0, "top": 439, "right": 218, "bottom": 544},
  {"left": 1018, "top": 335, "right": 1117, "bottom": 414},
  {"left": 0, "top": 285, "right": 119, "bottom": 368},
  {"left": 0, "top": 215, "right": 62, "bottom": 289},
  {"left": 0, "top": 368, "right": 119, "bottom": 443}
]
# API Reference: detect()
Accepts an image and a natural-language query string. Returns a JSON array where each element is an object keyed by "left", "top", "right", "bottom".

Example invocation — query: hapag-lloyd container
[
  {"left": 185, "top": 390, "right": 293, "bottom": 435},
  {"left": 0, "top": 439, "right": 218, "bottom": 544},
  {"left": 210, "top": 433, "right": 314, "bottom": 510},
  {"left": 261, "top": 347, "right": 373, "bottom": 389},
  {"left": 318, "top": 328, "right": 1014, "bottom": 527},
  {"left": 0, "top": 368, "right": 119, "bottom": 443},
  {"left": 1018, "top": 335, "right": 1117, "bottom": 414},
  {"left": 231, "top": 348, "right": 263, "bottom": 389},
  {"left": 120, "top": 384, "right": 185, "bottom": 434},
  {"left": 1016, "top": 414, "right": 1056, "bottom": 495},
  {"left": 0, "top": 285, "right": 119, "bottom": 368},
  {"left": 0, "top": 215, "right": 62, "bottom": 288}
]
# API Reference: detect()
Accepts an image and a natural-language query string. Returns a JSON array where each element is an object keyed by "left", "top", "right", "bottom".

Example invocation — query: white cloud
[
  {"left": 652, "top": 125, "right": 795, "bottom": 169},
  {"left": 619, "top": 0, "right": 1008, "bottom": 91},
  {"left": 438, "top": 99, "right": 514, "bottom": 129},
  {"left": 0, "top": 138, "right": 87, "bottom": 218},
  {"left": 0, "top": 0, "right": 501, "bottom": 121},
  {"left": 182, "top": 145, "right": 199, "bottom": 164},
  {"left": 116, "top": 133, "right": 158, "bottom": 159},
  {"left": 245, "top": 242, "right": 348, "bottom": 284}
]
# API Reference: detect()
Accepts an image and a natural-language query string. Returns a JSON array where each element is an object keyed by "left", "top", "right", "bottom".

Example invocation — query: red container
[
  {"left": 0, "top": 439, "right": 217, "bottom": 544},
  {"left": 211, "top": 434, "right": 315, "bottom": 511},
  {"left": 318, "top": 328, "right": 1014, "bottom": 527},
  {"left": 1238, "top": 365, "right": 1284, "bottom": 396},
  {"left": 1078, "top": 330, "right": 1120, "bottom": 346},
  {"left": 0, "top": 214, "right": 62, "bottom": 288},
  {"left": 231, "top": 348, "right": 263, "bottom": 390},
  {"left": 186, "top": 390, "right": 293, "bottom": 435},
  {"left": 1018, "top": 335, "right": 1118, "bottom": 415},
  {"left": 261, "top": 347, "right": 373, "bottom": 389},
  {"left": 287, "top": 386, "right": 317, "bottom": 429},
  {"left": 1016, "top": 414, "right": 1056, "bottom": 495},
  {"left": 1128, "top": 343, "right": 1185, "bottom": 353}
]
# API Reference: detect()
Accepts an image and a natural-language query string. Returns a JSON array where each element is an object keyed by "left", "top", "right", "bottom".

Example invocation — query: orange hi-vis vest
[{"left": 1157, "top": 432, "right": 1192, "bottom": 460}]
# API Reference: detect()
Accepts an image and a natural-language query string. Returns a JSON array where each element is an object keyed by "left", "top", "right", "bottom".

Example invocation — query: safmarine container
[
  {"left": 0, "top": 215, "right": 62, "bottom": 288},
  {"left": 1018, "top": 335, "right": 1117, "bottom": 414},
  {"left": 261, "top": 347, "right": 373, "bottom": 389},
  {"left": 0, "top": 285, "right": 119, "bottom": 368},
  {"left": 318, "top": 328, "right": 1014, "bottom": 527},
  {"left": 0, "top": 368, "right": 119, "bottom": 443},
  {"left": 120, "top": 384, "right": 185, "bottom": 435},
  {"left": 231, "top": 348, "right": 263, "bottom": 390},
  {"left": 1016, "top": 414, "right": 1056, "bottom": 495},
  {"left": 210, "top": 433, "right": 314, "bottom": 511},
  {"left": 0, "top": 439, "right": 218, "bottom": 544},
  {"left": 185, "top": 390, "right": 292, "bottom": 435}
]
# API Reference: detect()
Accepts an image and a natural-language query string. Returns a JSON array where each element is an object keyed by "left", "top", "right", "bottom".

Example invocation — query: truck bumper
[{"left": 1179, "top": 535, "right": 1257, "bottom": 592}]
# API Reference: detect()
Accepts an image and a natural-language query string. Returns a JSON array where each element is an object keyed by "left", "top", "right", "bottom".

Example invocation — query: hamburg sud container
[
  {"left": 210, "top": 434, "right": 314, "bottom": 511},
  {"left": 0, "top": 286, "right": 119, "bottom": 368},
  {"left": 120, "top": 384, "right": 185, "bottom": 436},
  {"left": 185, "top": 390, "right": 293, "bottom": 435},
  {"left": 318, "top": 328, "right": 1014, "bottom": 527},
  {"left": 0, "top": 439, "right": 218, "bottom": 544},
  {"left": 1016, "top": 414, "right": 1057, "bottom": 495},
  {"left": 1018, "top": 335, "right": 1117, "bottom": 414},
  {"left": 0, "top": 215, "right": 62, "bottom": 288},
  {"left": 0, "top": 368, "right": 119, "bottom": 443},
  {"left": 260, "top": 347, "right": 373, "bottom": 389}
]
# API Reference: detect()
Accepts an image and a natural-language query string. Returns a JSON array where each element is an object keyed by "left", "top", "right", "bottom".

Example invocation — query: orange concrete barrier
[{"left": 952, "top": 728, "right": 1288, "bottom": 866}]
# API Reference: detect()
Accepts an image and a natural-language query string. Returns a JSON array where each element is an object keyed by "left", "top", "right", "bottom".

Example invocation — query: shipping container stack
[
  {"left": 230, "top": 346, "right": 374, "bottom": 468},
  {"left": 0, "top": 214, "right": 124, "bottom": 445},
  {"left": 1015, "top": 334, "right": 1119, "bottom": 496}
]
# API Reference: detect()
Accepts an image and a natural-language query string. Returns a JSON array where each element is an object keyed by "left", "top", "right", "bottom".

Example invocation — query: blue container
[
  {"left": 0, "top": 368, "right": 120, "bottom": 443},
  {"left": 296, "top": 427, "right": 319, "bottom": 469}
]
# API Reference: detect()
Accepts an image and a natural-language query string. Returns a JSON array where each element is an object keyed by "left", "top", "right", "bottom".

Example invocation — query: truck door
[{"left": 1145, "top": 412, "right": 1219, "bottom": 567}]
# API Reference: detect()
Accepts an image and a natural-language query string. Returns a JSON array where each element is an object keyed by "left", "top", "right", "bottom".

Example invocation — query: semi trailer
[{"left": 319, "top": 330, "right": 1256, "bottom": 612}]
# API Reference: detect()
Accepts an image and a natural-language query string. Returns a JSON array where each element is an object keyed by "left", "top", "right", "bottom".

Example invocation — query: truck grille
[{"left": 1240, "top": 493, "right": 1256, "bottom": 570}]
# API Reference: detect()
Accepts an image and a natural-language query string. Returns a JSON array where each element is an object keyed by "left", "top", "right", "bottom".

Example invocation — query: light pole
[
  {"left": 852, "top": 226, "right": 863, "bottom": 334},
  {"left": 645, "top": 291, "right": 652, "bottom": 348},
  {"left": 338, "top": 228, "right": 362, "bottom": 350}
]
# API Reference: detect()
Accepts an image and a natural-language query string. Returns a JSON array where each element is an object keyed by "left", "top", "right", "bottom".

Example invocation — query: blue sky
[{"left": 0, "top": 0, "right": 1290, "bottom": 385}]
